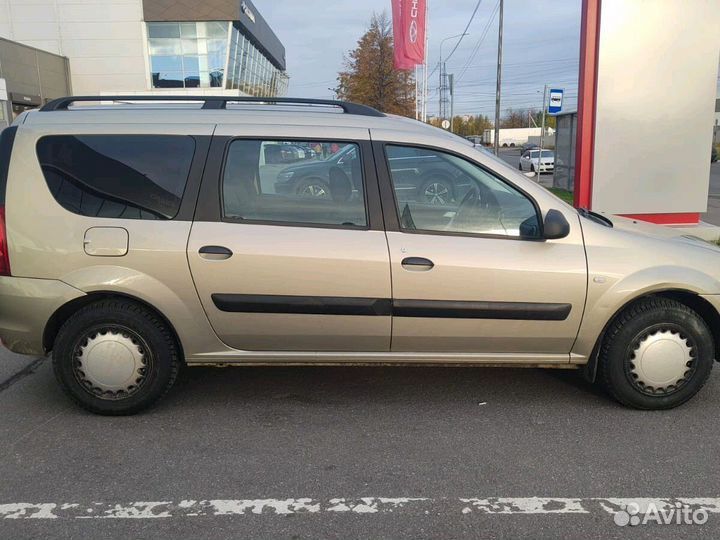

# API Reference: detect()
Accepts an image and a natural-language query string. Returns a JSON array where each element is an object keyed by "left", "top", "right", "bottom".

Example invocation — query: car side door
[
  {"left": 187, "top": 125, "right": 392, "bottom": 352},
  {"left": 372, "top": 137, "right": 587, "bottom": 358}
]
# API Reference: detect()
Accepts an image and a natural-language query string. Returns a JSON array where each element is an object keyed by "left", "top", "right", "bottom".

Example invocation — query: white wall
[
  {"left": 0, "top": 0, "right": 148, "bottom": 95},
  {"left": 591, "top": 0, "right": 720, "bottom": 216}
]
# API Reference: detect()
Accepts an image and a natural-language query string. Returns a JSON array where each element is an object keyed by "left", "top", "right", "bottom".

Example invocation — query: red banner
[{"left": 392, "top": 0, "right": 426, "bottom": 70}]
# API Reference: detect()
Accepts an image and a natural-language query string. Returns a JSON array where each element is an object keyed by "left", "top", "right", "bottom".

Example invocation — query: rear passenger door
[{"left": 187, "top": 125, "right": 392, "bottom": 351}]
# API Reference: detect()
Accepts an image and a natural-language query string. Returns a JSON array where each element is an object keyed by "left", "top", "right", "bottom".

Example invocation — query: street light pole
[
  {"left": 538, "top": 83, "right": 547, "bottom": 181},
  {"left": 493, "top": 0, "right": 504, "bottom": 155},
  {"left": 438, "top": 33, "right": 468, "bottom": 123},
  {"left": 422, "top": 0, "right": 429, "bottom": 122},
  {"left": 449, "top": 73, "right": 455, "bottom": 132}
]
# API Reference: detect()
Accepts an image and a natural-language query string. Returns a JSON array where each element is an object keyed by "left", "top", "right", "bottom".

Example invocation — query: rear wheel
[
  {"left": 419, "top": 176, "right": 454, "bottom": 205},
  {"left": 295, "top": 178, "right": 330, "bottom": 199},
  {"left": 53, "top": 299, "right": 180, "bottom": 415},
  {"left": 597, "top": 297, "right": 714, "bottom": 409}
]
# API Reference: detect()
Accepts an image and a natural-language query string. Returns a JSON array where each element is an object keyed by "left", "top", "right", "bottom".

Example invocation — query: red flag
[{"left": 392, "top": 0, "right": 426, "bottom": 70}]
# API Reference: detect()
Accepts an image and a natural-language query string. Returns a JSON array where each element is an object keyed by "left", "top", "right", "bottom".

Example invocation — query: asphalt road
[{"left": 2, "top": 346, "right": 720, "bottom": 539}]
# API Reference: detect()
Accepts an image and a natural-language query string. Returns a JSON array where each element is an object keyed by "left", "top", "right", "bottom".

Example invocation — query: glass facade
[{"left": 147, "top": 21, "right": 288, "bottom": 96}]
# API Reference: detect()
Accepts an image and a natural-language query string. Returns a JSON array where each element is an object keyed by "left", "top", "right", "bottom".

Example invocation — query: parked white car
[{"left": 520, "top": 149, "right": 554, "bottom": 174}]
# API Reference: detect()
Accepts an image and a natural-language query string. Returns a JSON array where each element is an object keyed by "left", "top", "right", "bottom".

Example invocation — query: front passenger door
[{"left": 378, "top": 143, "right": 587, "bottom": 356}]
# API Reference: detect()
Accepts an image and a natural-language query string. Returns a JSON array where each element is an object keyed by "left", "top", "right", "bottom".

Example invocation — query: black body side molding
[{"left": 211, "top": 294, "right": 571, "bottom": 321}]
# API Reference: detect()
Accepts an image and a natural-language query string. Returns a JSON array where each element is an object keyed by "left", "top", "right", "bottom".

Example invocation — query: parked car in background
[
  {"left": 276, "top": 143, "right": 476, "bottom": 206},
  {"left": 519, "top": 149, "right": 555, "bottom": 173},
  {"left": 521, "top": 142, "right": 539, "bottom": 153},
  {"left": 274, "top": 143, "right": 361, "bottom": 199}
]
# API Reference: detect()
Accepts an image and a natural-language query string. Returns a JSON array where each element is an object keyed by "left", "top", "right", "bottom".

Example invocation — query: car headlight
[{"left": 277, "top": 171, "right": 295, "bottom": 181}]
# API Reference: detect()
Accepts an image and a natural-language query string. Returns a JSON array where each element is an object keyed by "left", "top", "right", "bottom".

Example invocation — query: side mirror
[{"left": 543, "top": 209, "right": 570, "bottom": 240}]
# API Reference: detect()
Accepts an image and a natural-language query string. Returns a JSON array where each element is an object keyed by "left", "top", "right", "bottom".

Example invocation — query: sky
[{"left": 261, "top": 0, "right": 583, "bottom": 118}]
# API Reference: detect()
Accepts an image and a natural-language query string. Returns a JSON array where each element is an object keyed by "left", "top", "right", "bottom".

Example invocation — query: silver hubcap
[
  {"left": 629, "top": 329, "right": 695, "bottom": 395},
  {"left": 73, "top": 328, "right": 149, "bottom": 400},
  {"left": 299, "top": 184, "right": 328, "bottom": 198},
  {"left": 423, "top": 182, "right": 450, "bottom": 205}
]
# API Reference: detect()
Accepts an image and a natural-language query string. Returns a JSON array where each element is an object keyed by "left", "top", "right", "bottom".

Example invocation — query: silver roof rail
[{"left": 39, "top": 96, "right": 386, "bottom": 117}]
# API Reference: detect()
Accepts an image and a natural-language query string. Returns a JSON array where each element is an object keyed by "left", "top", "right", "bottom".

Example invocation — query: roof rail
[{"left": 39, "top": 96, "right": 386, "bottom": 117}]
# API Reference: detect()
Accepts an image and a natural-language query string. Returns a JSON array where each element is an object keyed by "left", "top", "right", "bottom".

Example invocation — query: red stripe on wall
[
  {"left": 573, "top": 0, "right": 602, "bottom": 209},
  {"left": 619, "top": 213, "right": 701, "bottom": 225}
]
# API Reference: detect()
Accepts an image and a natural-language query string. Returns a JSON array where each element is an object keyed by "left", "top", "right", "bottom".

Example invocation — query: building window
[
  {"left": 148, "top": 22, "right": 229, "bottom": 88},
  {"left": 147, "top": 21, "right": 288, "bottom": 96}
]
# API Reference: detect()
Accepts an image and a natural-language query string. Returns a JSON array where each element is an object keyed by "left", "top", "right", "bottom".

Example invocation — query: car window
[
  {"left": 222, "top": 140, "right": 367, "bottom": 228},
  {"left": 36, "top": 135, "right": 195, "bottom": 220},
  {"left": 385, "top": 145, "right": 541, "bottom": 238}
]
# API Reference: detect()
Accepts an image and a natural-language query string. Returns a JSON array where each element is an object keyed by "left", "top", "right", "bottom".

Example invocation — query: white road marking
[{"left": 1, "top": 498, "right": 720, "bottom": 519}]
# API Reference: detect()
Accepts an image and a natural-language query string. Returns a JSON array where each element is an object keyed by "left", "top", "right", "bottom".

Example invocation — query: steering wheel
[
  {"left": 447, "top": 188, "right": 479, "bottom": 230},
  {"left": 447, "top": 184, "right": 502, "bottom": 231}
]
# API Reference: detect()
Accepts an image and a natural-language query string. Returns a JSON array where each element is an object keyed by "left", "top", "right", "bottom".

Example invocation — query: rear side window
[
  {"left": 221, "top": 140, "right": 368, "bottom": 228},
  {"left": 36, "top": 135, "right": 195, "bottom": 220}
]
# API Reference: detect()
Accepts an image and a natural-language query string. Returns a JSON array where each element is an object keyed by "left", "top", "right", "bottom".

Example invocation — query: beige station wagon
[{"left": 0, "top": 96, "right": 719, "bottom": 415}]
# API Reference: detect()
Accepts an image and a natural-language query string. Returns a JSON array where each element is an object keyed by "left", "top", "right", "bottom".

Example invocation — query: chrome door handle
[
  {"left": 199, "top": 245, "right": 233, "bottom": 260},
  {"left": 401, "top": 257, "right": 434, "bottom": 271}
]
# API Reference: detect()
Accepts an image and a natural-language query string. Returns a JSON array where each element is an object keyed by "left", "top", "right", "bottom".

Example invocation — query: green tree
[
  {"left": 430, "top": 114, "right": 493, "bottom": 137},
  {"left": 336, "top": 11, "right": 416, "bottom": 117}
]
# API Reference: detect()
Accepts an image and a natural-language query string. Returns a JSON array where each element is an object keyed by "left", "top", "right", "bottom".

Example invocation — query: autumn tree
[{"left": 336, "top": 11, "right": 416, "bottom": 117}]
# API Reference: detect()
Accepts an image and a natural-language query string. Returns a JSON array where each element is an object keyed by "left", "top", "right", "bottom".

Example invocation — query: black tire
[
  {"left": 530, "top": 164, "right": 535, "bottom": 173},
  {"left": 295, "top": 177, "right": 330, "bottom": 199},
  {"left": 597, "top": 297, "right": 714, "bottom": 410},
  {"left": 53, "top": 299, "right": 180, "bottom": 415},
  {"left": 518, "top": 163, "right": 523, "bottom": 170}
]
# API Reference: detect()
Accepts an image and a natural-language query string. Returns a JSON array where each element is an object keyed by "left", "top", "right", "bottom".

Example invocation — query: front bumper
[{"left": 0, "top": 276, "right": 85, "bottom": 356}]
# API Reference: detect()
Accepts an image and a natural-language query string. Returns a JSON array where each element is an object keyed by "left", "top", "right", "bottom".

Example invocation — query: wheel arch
[
  {"left": 42, "top": 291, "right": 185, "bottom": 361},
  {"left": 581, "top": 288, "right": 720, "bottom": 382}
]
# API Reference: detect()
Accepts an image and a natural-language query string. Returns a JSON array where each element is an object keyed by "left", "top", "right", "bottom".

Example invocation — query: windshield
[{"left": 530, "top": 150, "right": 553, "bottom": 158}]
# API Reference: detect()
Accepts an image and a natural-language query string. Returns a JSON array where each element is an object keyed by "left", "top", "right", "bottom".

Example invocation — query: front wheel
[
  {"left": 53, "top": 299, "right": 180, "bottom": 415},
  {"left": 597, "top": 297, "right": 714, "bottom": 409}
]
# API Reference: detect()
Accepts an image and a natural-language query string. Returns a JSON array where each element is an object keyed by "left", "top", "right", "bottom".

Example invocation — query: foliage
[
  {"left": 428, "top": 114, "right": 493, "bottom": 137},
  {"left": 547, "top": 187, "right": 574, "bottom": 205},
  {"left": 500, "top": 107, "right": 556, "bottom": 130},
  {"left": 336, "top": 11, "right": 416, "bottom": 117}
]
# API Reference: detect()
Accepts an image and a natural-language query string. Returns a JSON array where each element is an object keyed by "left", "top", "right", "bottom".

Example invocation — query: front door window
[{"left": 385, "top": 145, "right": 541, "bottom": 238}]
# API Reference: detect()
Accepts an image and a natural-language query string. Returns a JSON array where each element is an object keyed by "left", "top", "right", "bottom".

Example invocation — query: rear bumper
[{"left": 0, "top": 276, "right": 85, "bottom": 356}]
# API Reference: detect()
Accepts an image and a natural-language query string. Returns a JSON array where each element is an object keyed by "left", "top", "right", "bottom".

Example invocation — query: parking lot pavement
[{"left": 3, "top": 345, "right": 720, "bottom": 539}]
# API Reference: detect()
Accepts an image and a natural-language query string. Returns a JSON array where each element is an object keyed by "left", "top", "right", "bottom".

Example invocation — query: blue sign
[{"left": 548, "top": 88, "right": 563, "bottom": 115}]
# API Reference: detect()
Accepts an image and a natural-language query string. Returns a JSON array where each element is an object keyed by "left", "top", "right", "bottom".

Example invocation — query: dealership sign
[
  {"left": 391, "top": 0, "right": 427, "bottom": 70},
  {"left": 241, "top": 1, "right": 256, "bottom": 24}
]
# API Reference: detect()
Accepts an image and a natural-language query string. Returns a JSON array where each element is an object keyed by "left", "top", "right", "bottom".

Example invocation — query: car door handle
[
  {"left": 199, "top": 245, "right": 233, "bottom": 260},
  {"left": 401, "top": 257, "right": 434, "bottom": 271}
]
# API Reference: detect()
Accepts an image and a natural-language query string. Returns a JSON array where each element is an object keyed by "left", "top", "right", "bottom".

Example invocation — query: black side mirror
[{"left": 543, "top": 209, "right": 570, "bottom": 240}]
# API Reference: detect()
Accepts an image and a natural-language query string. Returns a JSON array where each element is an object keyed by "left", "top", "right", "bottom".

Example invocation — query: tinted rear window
[
  {"left": 0, "top": 127, "right": 18, "bottom": 206},
  {"left": 36, "top": 135, "right": 195, "bottom": 220}
]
